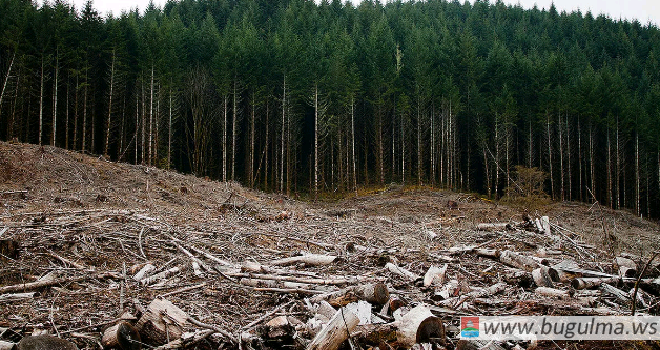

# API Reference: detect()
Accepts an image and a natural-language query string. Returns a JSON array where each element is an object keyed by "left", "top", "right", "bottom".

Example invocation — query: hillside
[{"left": 1, "top": 142, "right": 659, "bottom": 350}]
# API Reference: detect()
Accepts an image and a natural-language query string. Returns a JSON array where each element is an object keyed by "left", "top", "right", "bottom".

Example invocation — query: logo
[{"left": 461, "top": 317, "right": 480, "bottom": 338}]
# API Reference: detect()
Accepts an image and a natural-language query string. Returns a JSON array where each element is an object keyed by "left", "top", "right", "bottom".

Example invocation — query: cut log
[
  {"left": 352, "top": 323, "right": 398, "bottom": 345},
  {"left": 571, "top": 278, "right": 620, "bottom": 290},
  {"left": 386, "top": 263, "right": 421, "bottom": 281},
  {"left": 535, "top": 287, "right": 570, "bottom": 299},
  {"left": 532, "top": 266, "right": 559, "bottom": 288},
  {"left": 101, "top": 322, "right": 141, "bottom": 350},
  {"left": 503, "top": 270, "right": 535, "bottom": 288},
  {"left": 139, "top": 266, "right": 179, "bottom": 286},
  {"left": 17, "top": 336, "right": 78, "bottom": 350},
  {"left": 394, "top": 304, "right": 445, "bottom": 347},
  {"left": 476, "top": 223, "right": 510, "bottom": 231},
  {"left": 475, "top": 249, "right": 500, "bottom": 259},
  {"left": 310, "top": 282, "right": 389, "bottom": 307},
  {"left": 540, "top": 216, "right": 551, "bottom": 235},
  {"left": 306, "top": 307, "right": 359, "bottom": 350},
  {"left": 269, "top": 254, "right": 337, "bottom": 267},
  {"left": 600, "top": 283, "right": 630, "bottom": 304},
  {"left": 136, "top": 298, "right": 189, "bottom": 346},
  {"left": 615, "top": 257, "right": 637, "bottom": 278},
  {"left": 424, "top": 264, "right": 447, "bottom": 287},
  {"left": 499, "top": 251, "right": 540, "bottom": 271}
]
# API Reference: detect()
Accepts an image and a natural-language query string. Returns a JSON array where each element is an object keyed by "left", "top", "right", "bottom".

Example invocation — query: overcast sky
[{"left": 50, "top": 0, "right": 659, "bottom": 26}]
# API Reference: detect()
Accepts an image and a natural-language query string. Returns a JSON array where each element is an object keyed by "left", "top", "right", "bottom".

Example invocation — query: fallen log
[
  {"left": 615, "top": 257, "right": 637, "bottom": 278},
  {"left": 394, "top": 304, "right": 445, "bottom": 347},
  {"left": 571, "top": 278, "right": 620, "bottom": 290},
  {"left": 306, "top": 307, "right": 360, "bottom": 350},
  {"left": 535, "top": 287, "right": 570, "bottom": 299},
  {"left": 386, "top": 263, "right": 421, "bottom": 281},
  {"left": 600, "top": 283, "right": 631, "bottom": 304},
  {"left": 532, "top": 266, "right": 559, "bottom": 288},
  {"left": 310, "top": 283, "right": 390, "bottom": 307},
  {"left": 140, "top": 266, "right": 180, "bottom": 286},
  {"left": 269, "top": 254, "right": 337, "bottom": 267},
  {"left": 499, "top": 251, "right": 540, "bottom": 271},
  {"left": 101, "top": 321, "right": 141, "bottom": 350},
  {"left": 424, "top": 264, "right": 447, "bottom": 287},
  {"left": 136, "top": 298, "right": 189, "bottom": 346},
  {"left": 0, "top": 341, "right": 13, "bottom": 350},
  {"left": 475, "top": 249, "right": 500, "bottom": 259},
  {"left": 476, "top": 223, "right": 511, "bottom": 231},
  {"left": 0, "top": 272, "right": 120, "bottom": 293},
  {"left": 503, "top": 270, "right": 535, "bottom": 288}
]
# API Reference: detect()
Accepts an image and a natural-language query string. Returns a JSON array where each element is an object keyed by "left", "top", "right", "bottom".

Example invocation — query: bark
[
  {"left": 149, "top": 66, "right": 154, "bottom": 165},
  {"left": 351, "top": 97, "right": 357, "bottom": 195},
  {"left": 51, "top": 53, "right": 59, "bottom": 147},
  {"left": 394, "top": 304, "right": 445, "bottom": 348},
  {"left": 558, "top": 112, "right": 564, "bottom": 201},
  {"left": 306, "top": 307, "right": 359, "bottom": 350},
  {"left": 280, "top": 74, "right": 286, "bottom": 192},
  {"left": 232, "top": 78, "right": 238, "bottom": 181},
  {"left": 499, "top": 250, "right": 540, "bottom": 271},
  {"left": 223, "top": 95, "right": 228, "bottom": 181},
  {"left": 0, "top": 51, "right": 15, "bottom": 122},
  {"left": 314, "top": 84, "right": 319, "bottom": 200},
  {"left": 104, "top": 49, "right": 115, "bottom": 156},
  {"left": 168, "top": 86, "right": 172, "bottom": 169},
  {"left": 136, "top": 298, "right": 189, "bottom": 346},
  {"left": 39, "top": 57, "right": 45, "bottom": 145}
]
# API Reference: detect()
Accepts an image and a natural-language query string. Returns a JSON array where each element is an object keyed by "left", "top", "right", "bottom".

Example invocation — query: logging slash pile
[{"left": 1, "top": 142, "right": 660, "bottom": 350}]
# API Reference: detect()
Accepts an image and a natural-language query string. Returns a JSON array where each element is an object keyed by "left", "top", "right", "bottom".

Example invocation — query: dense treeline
[{"left": 1, "top": 0, "right": 660, "bottom": 216}]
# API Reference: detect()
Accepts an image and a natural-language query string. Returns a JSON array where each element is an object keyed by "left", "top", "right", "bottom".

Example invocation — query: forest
[{"left": 1, "top": 0, "right": 660, "bottom": 217}]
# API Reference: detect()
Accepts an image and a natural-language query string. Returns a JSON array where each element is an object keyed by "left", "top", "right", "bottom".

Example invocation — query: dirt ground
[{"left": 1, "top": 142, "right": 659, "bottom": 350}]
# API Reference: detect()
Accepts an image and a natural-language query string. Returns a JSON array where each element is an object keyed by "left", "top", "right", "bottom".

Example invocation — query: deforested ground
[{"left": 1, "top": 142, "right": 659, "bottom": 350}]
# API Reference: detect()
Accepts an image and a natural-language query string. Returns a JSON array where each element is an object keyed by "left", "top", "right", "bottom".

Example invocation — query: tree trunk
[
  {"left": 104, "top": 49, "right": 115, "bottom": 156},
  {"left": 351, "top": 97, "right": 357, "bottom": 195},
  {"left": 558, "top": 112, "right": 564, "bottom": 201},
  {"left": 52, "top": 52, "right": 59, "bottom": 147},
  {"left": 567, "top": 112, "right": 572, "bottom": 200},
  {"left": 590, "top": 123, "right": 596, "bottom": 201},
  {"left": 280, "top": 75, "right": 286, "bottom": 193},
  {"left": 73, "top": 73, "right": 79, "bottom": 150},
  {"left": 231, "top": 78, "right": 240, "bottom": 181},
  {"left": 547, "top": 112, "right": 553, "bottom": 200},
  {"left": 149, "top": 66, "right": 154, "bottom": 165},
  {"left": 223, "top": 95, "right": 228, "bottom": 182},
  {"left": 417, "top": 98, "right": 422, "bottom": 186},
  {"left": 314, "top": 84, "right": 319, "bottom": 201},
  {"left": 39, "top": 57, "right": 45, "bottom": 146},
  {"left": 168, "top": 86, "right": 172, "bottom": 169},
  {"left": 378, "top": 105, "right": 384, "bottom": 185},
  {"left": 578, "top": 117, "right": 583, "bottom": 202},
  {"left": 616, "top": 115, "right": 621, "bottom": 209},
  {"left": 431, "top": 103, "right": 435, "bottom": 186},
  {"left": 607, "top": 124, "right": 612, "bottom": 208},
  {"left": 141, "top": 76, "right": 146, "bottom": 164},
  {"left": 0, "top": 51, "right": 15, "bottom": 123},
  {"left": 65, "top": 71, "right": 69, "bottom": 149},
  {"left": 250, "top": 91, "right": 255, "bottom": 187},
  {"left": 636, "top": 129, "right": 640, "bottom": 216}
]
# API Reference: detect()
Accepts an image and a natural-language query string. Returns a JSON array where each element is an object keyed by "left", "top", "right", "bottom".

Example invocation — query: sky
[{"left": 49, "top": 0, "right": 659, "bottom": 26}]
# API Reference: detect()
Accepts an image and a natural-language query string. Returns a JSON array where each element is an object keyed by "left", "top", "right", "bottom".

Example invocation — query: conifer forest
[{"left": 2, "top": 0, "right": 660, "bottom": 217}]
